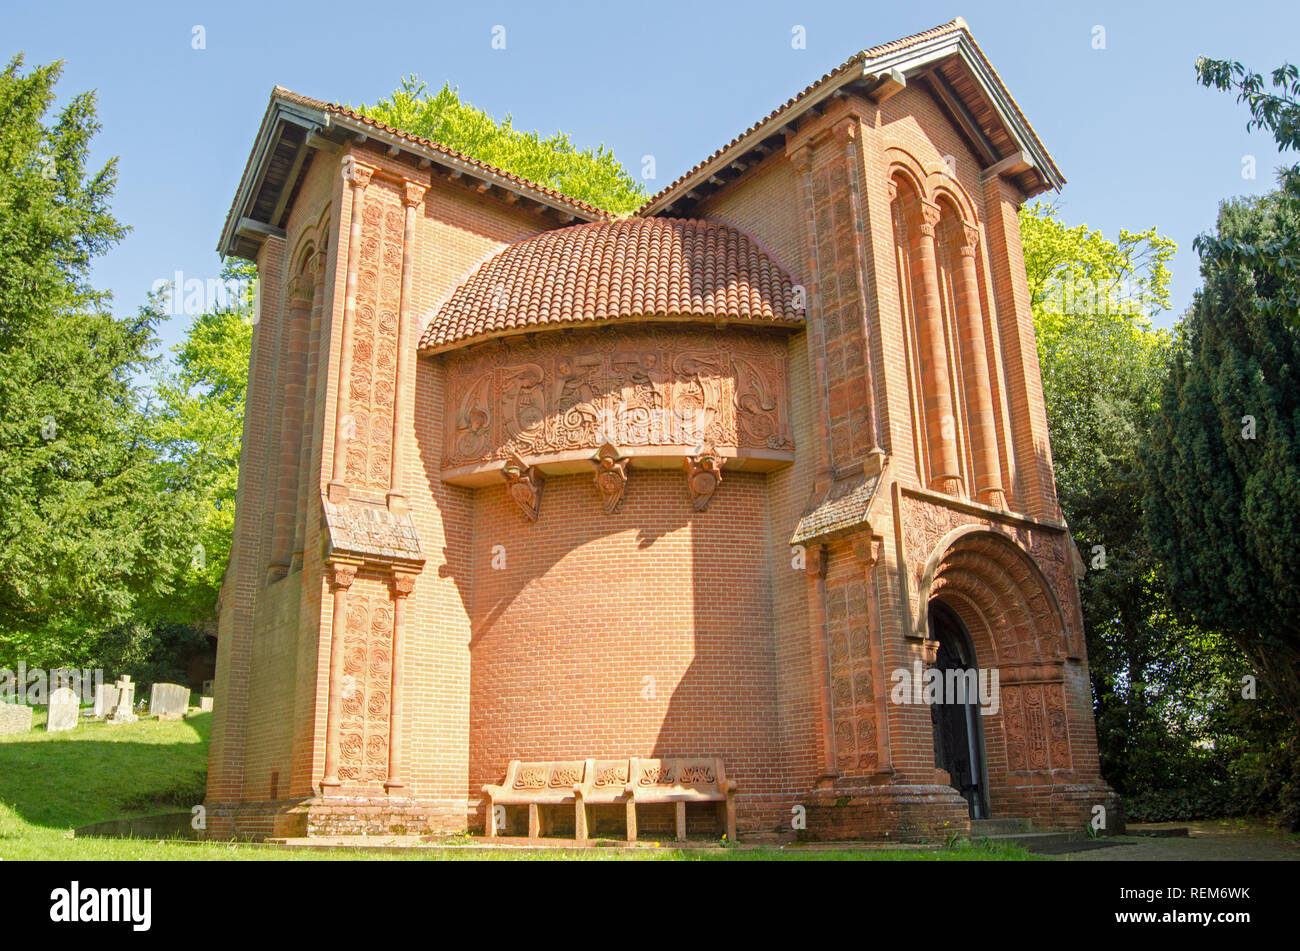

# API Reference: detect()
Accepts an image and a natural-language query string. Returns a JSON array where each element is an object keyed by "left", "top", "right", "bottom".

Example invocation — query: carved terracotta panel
[
  {"left": 346, "top": 179, "right": 403, "bottom": 494},
  {"left": 1002, "top": 680, "right": 1072, "bottom": 773},
  {"left": 337, "top": 577, "right": 393, "bottom": 783},
  {"left": 825, "top": 542, "right": 878, "bottom": 776},
  {"left": 439, "top": 326, "right": 793, "bottom": 471}
]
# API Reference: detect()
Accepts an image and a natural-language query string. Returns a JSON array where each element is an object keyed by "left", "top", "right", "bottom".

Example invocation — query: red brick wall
[{"left": 466, "top": 467, "right": 782, "bottom": 831}]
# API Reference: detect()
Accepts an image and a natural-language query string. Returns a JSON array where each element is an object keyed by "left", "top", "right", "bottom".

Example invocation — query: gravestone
[
  {"left": 93, "top": 683, "right": 121, "bottom": 718},
  {"left": 149, "top": 682, "right": 189, "bottom": 719},
  {"left": 46, "top": 687, "right": 79, "bottom": 732},
  {"left": 0, "top": 703, "right": 33, "bottom": 735},
  {"left": 202, "top": 680, "right": 214, "bottom": 696},
  {"left": 198, "top": 696, "right": 214, "bottom": 712},
  {"left": 108, "top": 675, "right": 137, "bottom": 724}
]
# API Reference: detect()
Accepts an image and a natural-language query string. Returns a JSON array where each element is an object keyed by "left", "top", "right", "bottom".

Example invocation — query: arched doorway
[{"left": 928, "top": 599, "right": 988, "bottom": 819}]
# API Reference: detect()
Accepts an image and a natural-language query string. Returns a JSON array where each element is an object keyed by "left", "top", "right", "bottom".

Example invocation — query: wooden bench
[
  {"left": 485, "top": 756, "right": 739, "bottom": 843},
  {"left": 482, "top": 760, "right": 585, "bottom": 838}
]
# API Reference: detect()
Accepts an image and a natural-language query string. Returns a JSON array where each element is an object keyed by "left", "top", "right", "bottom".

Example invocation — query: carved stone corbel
[
  {"left": 851, "top": 533, "right": 885, "bottom": 568},
  {"left": 684, "top": 445, "right": 723, "bottom": 512},
  {"left": 503, "top": 453, "right": 544, "bottom": 522},
  {"left": 590, "top": 442, "right": 629, "bottom": 514},
  {"left": 807, "top": 543, "right": 829, "bottom": 580}
]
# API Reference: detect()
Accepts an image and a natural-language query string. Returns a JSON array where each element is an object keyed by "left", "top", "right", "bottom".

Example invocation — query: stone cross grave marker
[{"left": 108, "top": 675, "right": 138, "bottom": 724}]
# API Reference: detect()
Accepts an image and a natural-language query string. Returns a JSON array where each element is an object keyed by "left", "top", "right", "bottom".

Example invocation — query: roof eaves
[
  {"left": 319, "top": 103, "right": 612, "bottom": 221},
  {"left": 637, "top": 18, "right": 1064, "bottom": 215},
  {"left": 217, "top": 88, "right": 329, "bottom": 258},
  {"left": 219, "top": 87, "right": 612, "bottom": 259}
]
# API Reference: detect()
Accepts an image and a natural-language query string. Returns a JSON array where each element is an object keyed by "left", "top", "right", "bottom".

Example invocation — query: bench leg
[
  {"left": 625, "top": 800, "right": 638, "bottom": 843},
  {"left": 725, "top": 794, "right": 737, "bottom": 844},
  {"left": 485, "top": 799, "right": 496, "bottom": 838},
  {"left": 575, "top": 801, "right": 588, "bottom": 843},
  {"left": 675, "top": 801, "right": 687, "bottom": 841},
  {"left": 528, "top": 803, "right": 540, "bottom": 840}
]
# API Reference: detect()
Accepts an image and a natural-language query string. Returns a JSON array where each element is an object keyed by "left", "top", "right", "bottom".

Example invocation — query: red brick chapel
[{"left": 207, "top": 18, "right": 1120, "bottom": 841}]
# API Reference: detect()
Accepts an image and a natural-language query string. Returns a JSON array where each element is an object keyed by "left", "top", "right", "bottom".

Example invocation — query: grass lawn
[{"left": 0, "top": 710, "right": 1037, "bottom": 861}]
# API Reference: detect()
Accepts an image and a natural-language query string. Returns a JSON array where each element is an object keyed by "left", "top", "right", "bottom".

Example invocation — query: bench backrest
[
  {"left": 508, "top": 760, "right": 586, "bottom": 793},
  {"left": 589, "top": 759, "right": 631, "bottom": 790},
  {"left": 631, "top": 756, "right": 725, "bottom": 793}
]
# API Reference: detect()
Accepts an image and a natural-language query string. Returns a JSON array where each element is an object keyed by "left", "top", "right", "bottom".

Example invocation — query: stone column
[
  {"left": 910, "top": 198, "right": 963, "bottom": 496},
  {"left": 839, "top": 121, "right": 884, "bottom": 465},
  {"left": 953, "top": 224, "right": 1006, "bottom": 508},
  {"left": 320, "top": 560, "right": 356, "bottom": 793},
  {"left": 328, "top": 161, "right": 373, "bottom": 502},
  {"left": 387, "top": 180, "right": 428, "bottom": 514},
  {"left": 269, "top": 277, "right": 312, "bottom": 577},
  {"left": 292, "top": 257, "right": 325, "bottom": 569},
  {"left": 384, "top": 571, "right": 416, "bottom": 794}
]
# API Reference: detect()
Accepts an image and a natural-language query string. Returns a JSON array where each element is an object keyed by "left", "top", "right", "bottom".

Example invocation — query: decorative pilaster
[
  {"left": 384, "top": 571, "right": 416, "bottom": 794},
  {"left": 807, "top": 543, "right": 838, "bottom": 785},
  {"left": 791, "top": 143, "right": 836, "bottom": 497},
  {"left": 851, "top": 533, "right": 893, "bottom": 774},
  {"left": 387, "top": 179, "right": 428, "bottom": 514},
  {"left": 837, "top": 119, "right": 884, "bottom": 467},
  {"left": 320, "top": 560, "right": 358, "bottom": 793},
  {"left": 911, "top": 199, "right": 963, "bottom": 496},
  {"left": 328, "top": 160, "right": 373, "bottom": 503},
  {"left": 954, "top": 224, "right": 1007, "bottom": 508}
]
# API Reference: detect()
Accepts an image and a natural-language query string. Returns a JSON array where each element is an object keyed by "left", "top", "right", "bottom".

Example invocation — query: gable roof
[
  {"left": 220, "top": 18, "right": 1062, "bottom": 260},
  {"left": 640, "top": 17, "right": 1064, "bottom": 217},
  {"left": 418, "top": 217, "right": 804, "bottom": 353},
  {"left": 218, "top": 88, "right": 609, "bottom": 260}
]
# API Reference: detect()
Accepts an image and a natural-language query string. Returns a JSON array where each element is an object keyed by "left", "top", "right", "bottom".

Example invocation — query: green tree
[
  {"left": 1195, "top": 57, "right": 1300, "bottom": 325},
  {"left": 356, "top": 77, "right": 647, "bottom": 214},
  {"left": 1143, "top": 190, "right": 1300, "bottom": 728},
  {"left": 1020, "top": 202, "right": 1198, "bottom": 793},
  {"left": 0, "top": 56, "right": 189, "bottom": 667},
  {"left": 150, "top": 259, "right": 255, "bottom": 625}
]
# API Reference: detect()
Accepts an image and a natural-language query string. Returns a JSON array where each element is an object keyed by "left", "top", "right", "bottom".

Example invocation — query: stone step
[
  {"left": 970, "top": 817, "right": 1033, "bottom": 836},
  {"left": 982, "top": 831, "right": 1089, "bottom": 853}
]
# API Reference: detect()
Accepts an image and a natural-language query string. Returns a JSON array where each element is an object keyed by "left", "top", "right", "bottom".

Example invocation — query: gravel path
[{"left": 1060, "top": 820, "right": 1300, "bottom": 861}]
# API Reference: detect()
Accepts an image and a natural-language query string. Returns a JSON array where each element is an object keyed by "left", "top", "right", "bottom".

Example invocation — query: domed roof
[{"left": 418, "top": 217, "right": 804, "bottom": 353}]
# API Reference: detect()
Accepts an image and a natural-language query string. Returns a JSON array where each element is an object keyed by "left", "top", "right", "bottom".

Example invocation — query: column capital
[
  {"left": 831, "top": 116, "right": 858, "bottom": 143},
  {"left": 343, "top": 158, "right": 374, "bottom": 190},
  {"left": 961, "top": 222, "right": 981, "bottom": 257},
  {"left": 402, "top": 180, "right": 428, "bottom": 208},
  {"left": 287, "top": 273, "right": 314, "bottom": 307},
  {"left": 918, "top": 199, "right": 942, "bottom": 238},
  {"left": 791, "top": 143, "right": 815, "bottom": 174},
  {"left": 310, "top": 248, "right": 328, "bottom": 283},
  {"left": 327, "top": 560, "right": 357, "bottom": 590},
  {"left": 391, "top": 571, "right": 417, "bottom": 598}
]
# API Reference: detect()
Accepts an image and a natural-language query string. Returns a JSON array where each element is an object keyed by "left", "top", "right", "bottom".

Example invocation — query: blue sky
[{"left": 4, "top": 0, "right": 1297, "bottom": 354}]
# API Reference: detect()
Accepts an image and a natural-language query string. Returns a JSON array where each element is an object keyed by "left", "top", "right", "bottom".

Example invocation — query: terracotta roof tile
[
  {"left": 418, "top": 218, "right": 804, "bottom": 353},
  {"left": 276, "top": 87, "right": 611, "bottom": 219}
]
